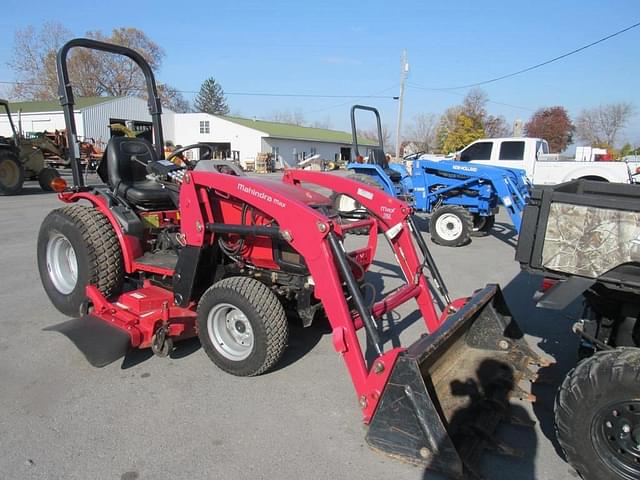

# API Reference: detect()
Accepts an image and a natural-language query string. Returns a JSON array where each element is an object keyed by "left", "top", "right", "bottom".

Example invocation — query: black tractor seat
[{"left": 98, "top": 136, "right": 175, "bottom": 210}]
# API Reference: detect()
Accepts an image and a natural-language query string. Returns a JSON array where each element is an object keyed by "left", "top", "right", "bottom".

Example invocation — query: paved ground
[{"left": 0, "top": 172, "right": 582, "bottom": 480}]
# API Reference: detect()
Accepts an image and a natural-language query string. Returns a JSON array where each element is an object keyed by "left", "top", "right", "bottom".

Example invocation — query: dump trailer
[
  {"left": 516, "top": 179, "right": 640, "bottom": 480},
  {"left": 342, "top": 105, "right": 530, "bottom": 247},
  {"left": 38, "top": 38, "right": 544, "bottom": 479}
]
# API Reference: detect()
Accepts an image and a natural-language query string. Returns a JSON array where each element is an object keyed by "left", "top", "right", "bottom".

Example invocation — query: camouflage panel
[{"left": 542, "top": 202, "right": 640, "bottom": 278}]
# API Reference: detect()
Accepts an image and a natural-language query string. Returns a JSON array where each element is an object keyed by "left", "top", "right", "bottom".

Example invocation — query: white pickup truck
[{"left": 454, "top": 137, "right": 634, "bottom": 185}]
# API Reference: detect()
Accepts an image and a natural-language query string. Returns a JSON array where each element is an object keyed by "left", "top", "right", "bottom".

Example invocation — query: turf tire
[
  {"left": 429, "top": 205, "right": 472, "bottom": 247},
  {"left": 0, "top": 152, "right": 24, "bottom": 195},
  {"left": 197, "top": 276, "right": 289, "bottom": 376},
  {"left": 37, "top": 205, "right": 124, "bottom": 317}
]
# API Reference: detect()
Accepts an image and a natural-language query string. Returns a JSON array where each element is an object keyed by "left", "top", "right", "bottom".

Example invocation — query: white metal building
[
  {"left": 173, "top": 113, "right": 359, "bottom": 168},
  {"left": 0, "top": 96, "right": 176, "bottom": 147}
]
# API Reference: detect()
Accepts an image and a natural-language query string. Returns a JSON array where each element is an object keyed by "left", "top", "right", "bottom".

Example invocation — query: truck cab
[{"left": 457, "top": 137, "right": 632, "bottom": 185}]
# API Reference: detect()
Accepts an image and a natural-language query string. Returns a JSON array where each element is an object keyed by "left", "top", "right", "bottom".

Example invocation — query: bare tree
[
  {"left": 270, "top": 109, "right": 306, "bottom": 126},
  {"left": 404, "top": 113, "right": 438, "bottom": 152},
  {"left": 358, "top": 125, "right": 393, "bottom": 150},
  {"left": 575, "top": 102, "right": 635, "bottom": 147},
  {"left": 8, "top": 24, "right": 189, "bottom": 110}
]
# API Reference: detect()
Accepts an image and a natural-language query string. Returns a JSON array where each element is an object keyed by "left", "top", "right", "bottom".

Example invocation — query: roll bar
[
  {"left": 350, "top": 104, "right": 383, "bottom": 158},
  {"left": 56, "top": 38, "right": 165, "bottom": 187}
]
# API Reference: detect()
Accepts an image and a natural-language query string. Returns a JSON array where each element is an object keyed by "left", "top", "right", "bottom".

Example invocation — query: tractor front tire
[
  {"left": 555, "top": 348, "right": 640, "bottom": 480},
  {"left": 471, "top": 214, "right": 495, "bottom": 237},
  {"left": 0, "top": 152, "right": 25, "bottom": 196},
  {"left": 197, "top": 276, "right": 289, "bottom": 376},
  {"left": 37, "top": 205, "right": 124, "bottom": 317},
  {"left": 38, "top": 167, "right": 61, "bottom": 191},
  {"left": 429, "top": 205, "right": 472, "bottom": 247}
]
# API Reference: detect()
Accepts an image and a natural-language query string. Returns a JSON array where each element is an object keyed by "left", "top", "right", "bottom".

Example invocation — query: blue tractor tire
[
  {"left": 471, "top": 214, "right": 495, "bottom": 237},
  {"left": 429, "top": 205, "right": 473, "bottom": 247}
]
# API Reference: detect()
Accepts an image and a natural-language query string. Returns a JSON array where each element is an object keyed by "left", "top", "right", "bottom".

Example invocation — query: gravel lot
[{"left": 0, "top": 172, "right": 582, "bottom": 480}]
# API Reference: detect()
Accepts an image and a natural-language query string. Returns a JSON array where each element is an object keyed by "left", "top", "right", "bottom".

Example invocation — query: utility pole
[{"left": 395, "top": 50, "right": 409, "bottom": 161}]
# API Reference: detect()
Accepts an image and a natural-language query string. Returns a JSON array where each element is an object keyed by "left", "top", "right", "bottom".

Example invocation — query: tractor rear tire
[
  {"left": 429, "top": 205, "right": 472, "bottom": 247},
  {"left": 37, "top": 205, "right": 124, "bottom": 317},
  {"left": 555, "top": 348, "right": 640, "bottom": 480},
  {"left": 197, "top": 276, "right": 289, "bottom": 376},
  {"left": 471, "top": 214, "right": 495, "bottom": 237},
  {"left": 333, "top": 173, "right": 385, "bottom": 235},
  {"left": 38, "top": 167, "right": 61, "bottom": 192},
  {"left": 0, "top": 152, "right": 25, "bottom": 196}
]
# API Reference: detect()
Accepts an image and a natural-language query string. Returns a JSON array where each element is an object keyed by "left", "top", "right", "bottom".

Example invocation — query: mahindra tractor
[{"left": 37, "top": 38, "right": 545, "bottom": 479}]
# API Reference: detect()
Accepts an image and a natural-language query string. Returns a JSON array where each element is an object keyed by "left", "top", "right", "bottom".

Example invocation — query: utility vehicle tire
[
  {"left": 429, "top": 205, "right": 472, "bottom": 247},
  {"left": 0, "top": 152, "right": 24, "bottom": 196},
  {"left": 555, "top": 348, "right": 640, "bottom": 480},
  {"left": 38, "top": 167, "right": 61, "bottom": 191},
  {"left": 37, "top": 205, "right": 124, "bottom": 317},
  {"left": 332, "top": 173, "right": 385, "bottom": 235},
  {"left": 471, "top": 214, "right": 495, "bottom": 237},
  {"left": 197, "top": 276, "right": 289, "bottom": 376}
]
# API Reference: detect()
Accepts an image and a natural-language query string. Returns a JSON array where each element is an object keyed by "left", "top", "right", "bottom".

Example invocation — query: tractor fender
[
  {"left": 346, "top": 163, "right": 396, "bottom": 196},
  {"left": 58, "top": 191, "right": 144, "bottom": 273}
]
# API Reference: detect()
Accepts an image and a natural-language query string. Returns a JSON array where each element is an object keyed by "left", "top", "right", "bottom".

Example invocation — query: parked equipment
[
  {"left": 0, "top": 99, "right": 61, "bottom": 195},
  {"left": 340, "top": 105, "right": 530, "bottom": 246},
  {"left": 517, "top": 179, "right": 640, "bottom": 480},
  {"left": 39, "top": 38, "right": 544, "bottom": 479}
]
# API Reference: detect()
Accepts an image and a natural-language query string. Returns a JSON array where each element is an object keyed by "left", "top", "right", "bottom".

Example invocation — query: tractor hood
[{"left": 236, "top": 177, "right": 332, "bottom": 207}]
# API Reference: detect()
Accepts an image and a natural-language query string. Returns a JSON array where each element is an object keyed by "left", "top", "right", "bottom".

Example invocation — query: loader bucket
[{"left": 366, "top": 284, "right": 541, "bottom": 479}]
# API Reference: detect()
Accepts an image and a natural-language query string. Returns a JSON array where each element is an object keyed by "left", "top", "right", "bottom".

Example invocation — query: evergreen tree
[{"left": 194, "top": 78, "right": 229, "bottom": 115}]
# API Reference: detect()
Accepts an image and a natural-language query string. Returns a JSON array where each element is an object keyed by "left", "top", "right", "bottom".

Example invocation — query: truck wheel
[
  {"left": 37, "top": 205, "right": 124, "bottom": 317},
  {"left": 0, "top": 152, "right": 25, "bottom": 196},
  {"left": 38, "top": 167, "right": 61, "bottom": 191},
  {"left": 471, "top": 214, "right": 495, "bottom": 237},
  {"left": 429, "top": 205, "right": 472, "bottom": 247},
  {"left": 333, "top": 173, "right": 384, "bottom": 235},
  {"left": 197, "top": 276, "right": 289, "bottom": 376},
  {"left": 555, "top": 348, "right": 640, "bottom": 480}
]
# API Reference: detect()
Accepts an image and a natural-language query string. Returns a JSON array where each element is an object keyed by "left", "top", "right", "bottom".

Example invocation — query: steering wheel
[{"left": 166, "top": 143, "right": 215, "bottom": 169}]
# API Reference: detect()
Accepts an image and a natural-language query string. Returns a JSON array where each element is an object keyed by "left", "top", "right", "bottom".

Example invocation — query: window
[
  {"left": 199, "top": 120, "right": 210, "bottom": 134},
  {"left": 499, "top": 141, "right": 525, "bottom": 161},
  {"left": 536, "top": 140, "right": 549, "bottom": 155},
  {"left": 460, "top": 142, "right": 492, "bottom": 161}
]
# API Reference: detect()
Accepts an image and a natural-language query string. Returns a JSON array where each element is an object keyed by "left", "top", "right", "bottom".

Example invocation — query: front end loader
[{"left": 38, "top": 38, "right": 544, "bottom": 479}]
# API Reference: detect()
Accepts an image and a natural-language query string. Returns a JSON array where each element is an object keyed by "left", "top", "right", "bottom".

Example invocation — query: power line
[
  {"left": 407, "top": 83, "right": 535, "bottom": 112},
  {"left": 413, "top": 20, "right": 640, "bottom": 90},
  {"left": 0, "top": 80, "right": 397, "bottom": 99},
  {"left": 300, "top": 85, "right": 399, "bottom": 116}
]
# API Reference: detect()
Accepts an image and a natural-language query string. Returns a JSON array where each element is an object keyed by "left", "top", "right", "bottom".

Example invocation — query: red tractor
[{"left": 38, "top": 38, "right": 543, "bottom": 479}]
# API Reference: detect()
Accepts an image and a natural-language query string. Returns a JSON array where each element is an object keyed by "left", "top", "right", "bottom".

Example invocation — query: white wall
[
  {"left": 173, "top": 113, "right": 264, "bottom": 167},
  {"left": 0, "top": 111, "right": 82, "bottom": 137},
  {"left": 261, "top": 137, "right": 347, "bottom": 167}
]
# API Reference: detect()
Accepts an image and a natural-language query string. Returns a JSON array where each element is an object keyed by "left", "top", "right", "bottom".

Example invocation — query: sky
[{"left": 0, "top": 0, "right": 639, "bottom": 144}]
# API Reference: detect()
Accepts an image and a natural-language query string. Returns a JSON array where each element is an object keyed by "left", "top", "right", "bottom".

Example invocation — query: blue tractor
[{"left": 342, "top": 105, "right": 530, "bottom": 247}]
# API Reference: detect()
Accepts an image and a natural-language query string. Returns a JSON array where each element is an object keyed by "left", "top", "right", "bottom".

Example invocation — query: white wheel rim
[
  {"left": 435, "top": 213, "right": 463, "bottom": 241},
  {"left": 207, "top": 303, "right": 254, "bottom": 360},
  {"left": 46, "top": 232, "right": 78, "bottom": 294}
]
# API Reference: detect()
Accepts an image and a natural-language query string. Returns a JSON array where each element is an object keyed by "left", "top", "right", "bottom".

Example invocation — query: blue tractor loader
[{"left": 339, "top": 105, "right": 530, "bottom": 247}]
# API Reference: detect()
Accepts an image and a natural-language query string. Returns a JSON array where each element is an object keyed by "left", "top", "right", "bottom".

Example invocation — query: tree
[
  {"left": 404, "top": 113, "right": 438, "bottom": 152},
  {"left": 524, "top": 106, "right": 574, "bottom": 153},
  {"left": 358, "top": 125, "right": 393, "bottom": 151},
  {"left": 8, "top": 23, "right": 188, "bottom": 110},
  {"left": 194, "top": 77, "right": 229, "bottom": 115},
  {"left": 435, "top": 88, "right": 508, "bottom": 152},
  {"left": 438, "top": 113, "right": 485, "bottom": 154},
  {"left": 575, "top": 102, "right": 635, "bottom": 147},
  {"left": 270, "top": 109, "right": 306, "bottom": 126}
]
